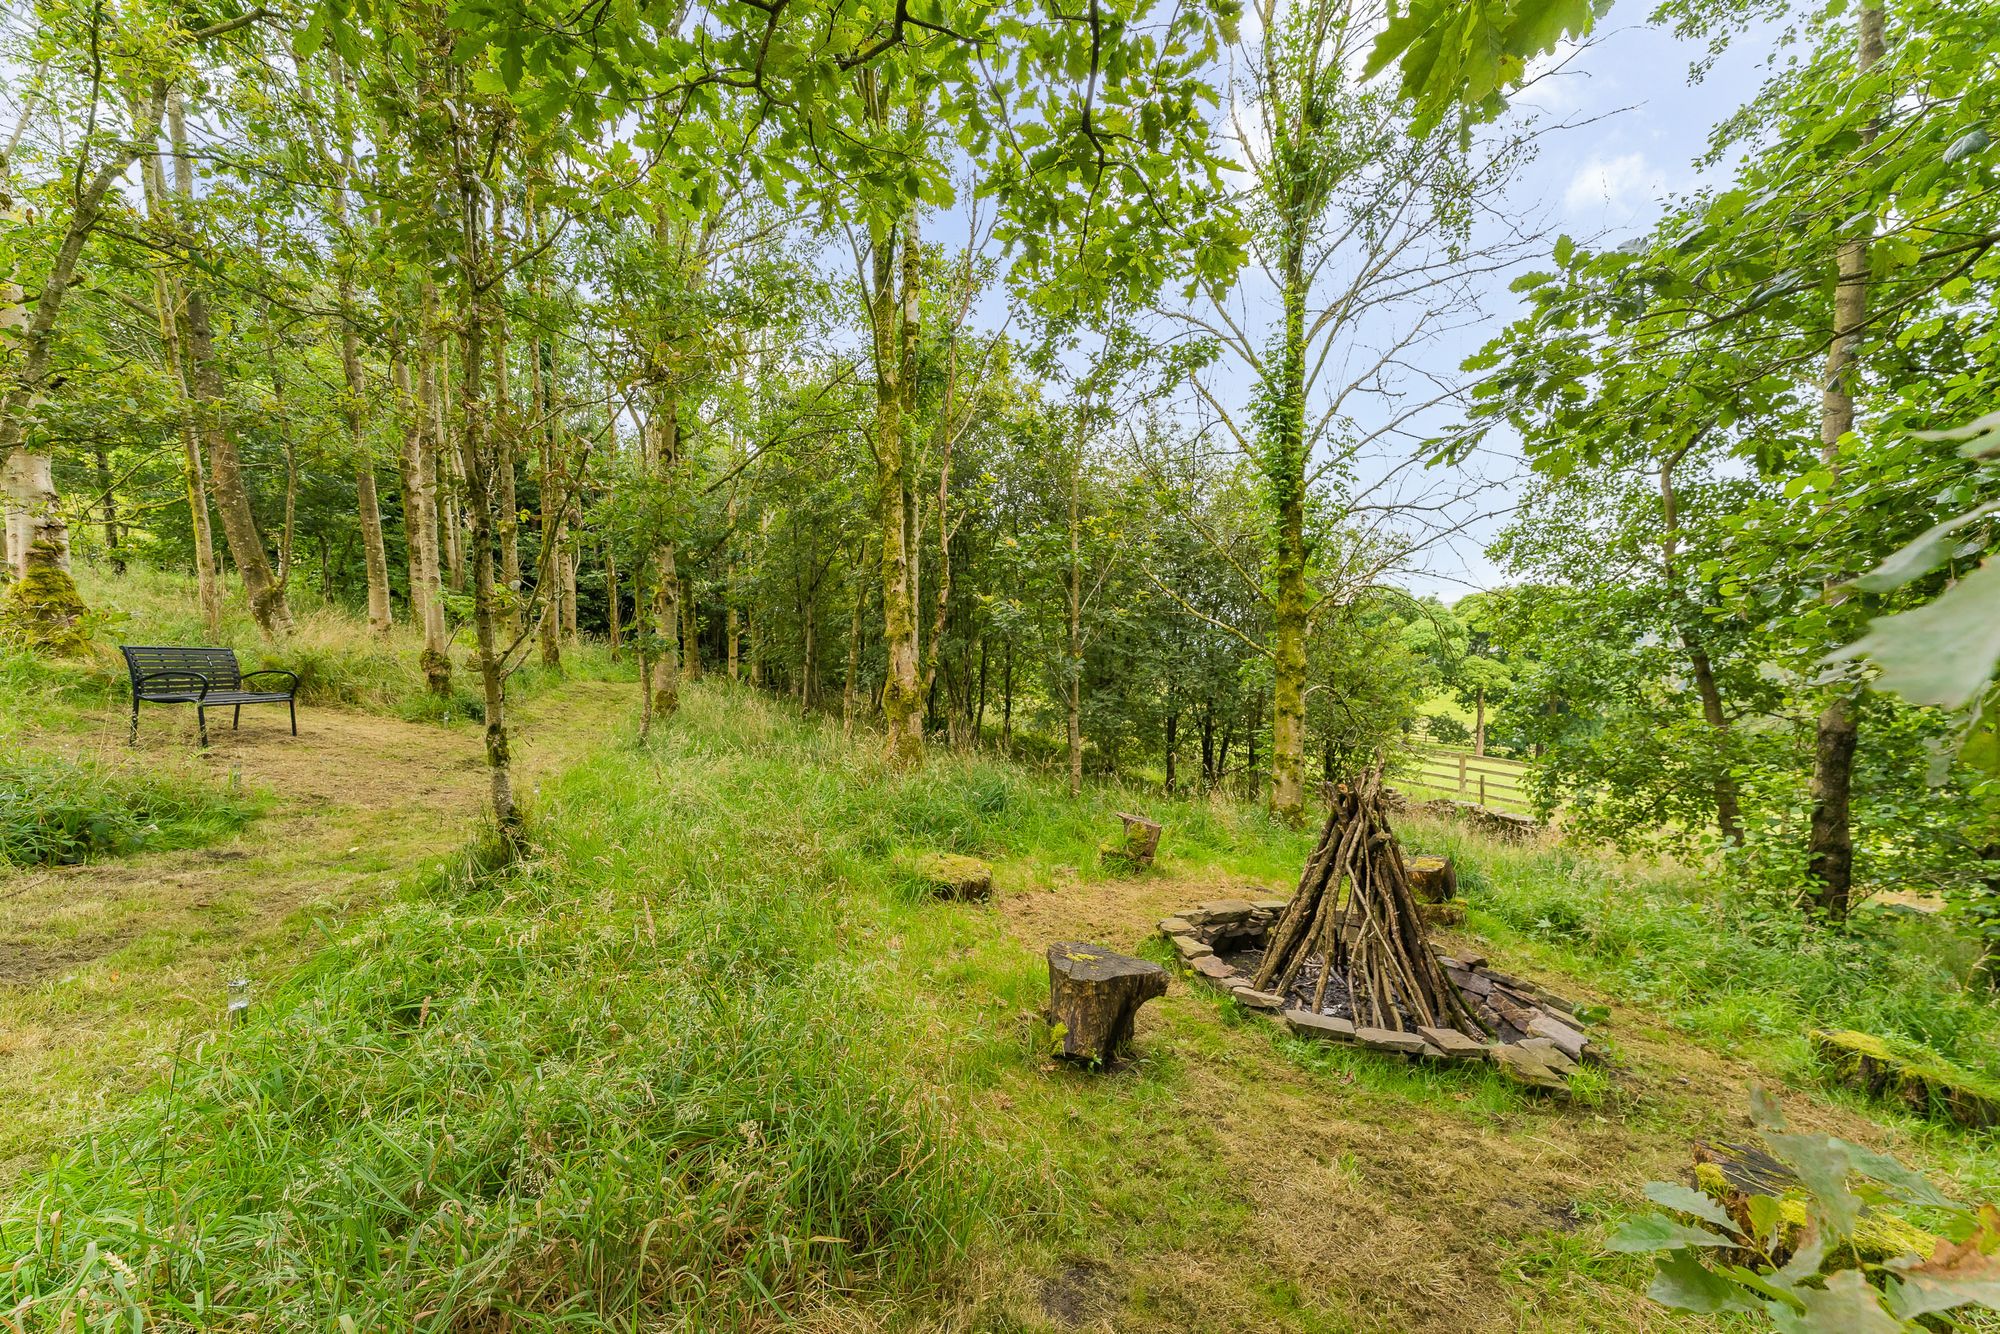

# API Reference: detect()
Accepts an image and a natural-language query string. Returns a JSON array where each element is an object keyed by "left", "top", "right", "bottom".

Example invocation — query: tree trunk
[
  {"left": 681, "top": 576, "right": 700, "bottom": 678},
  {"left": 1067, "top": 454, "right": 1084, "bottom": 798},
  {"left": 444, "top": 112, "right": 516, "bottom": 844},
  {"left": 328, "top": 77, "right": 391, "bottom": 635},
  {"left": 1267, "top": 259, "right": 1310, "bottom": 825},
  {"left": 868, "top": 196, "right": 925, "bottom": 766},
  {"left": 138, "top": 146, "right": 221, "bottom": 635},
  {"left": 90, "top": 445, "right": 124, "bottom": 572},
  {"left": 404, "top": 291, "right": 451, "bottom": 694},
  {"left": 645, "top": 393, "right": 682, "bottom": 716},
  {"left": 1808, "top": 0, "right": 1884, "bottom": 922},
  {"left": 168, "top": 91, "right": 291, "bottom": 638},
  {"left": 1474, "top": 687, "right": 1486, "bottom": 758},
  {"left": 1658, "top": 451, "right": 1744, "bottom": 845},
  {"left": 492, "top": 200, "right": 521, "bottom": 640},
  {"left": 1002, "top": 639, "right": 1014, "bottom": 752},
  {"left": 843, "top": 561, "right": 864, "bottom": 734},
  {"left": 606, "top": 542, "right": 621, "bottom": 648}
]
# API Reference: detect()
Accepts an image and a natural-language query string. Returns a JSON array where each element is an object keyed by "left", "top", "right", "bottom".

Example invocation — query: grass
[
  {"left": 29, "top": 561, "right": 631, "bottom": 730},
  {"left": 0, "top": 752, "right": 259, "bottom": 866},
  {"left": 8, "top": 675, "right": 2000, "bottom": 1328}
]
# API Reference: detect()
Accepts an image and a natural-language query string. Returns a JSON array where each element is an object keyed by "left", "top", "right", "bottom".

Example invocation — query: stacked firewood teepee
[{"left": 1252, "top": 771, "right": 1489, "bottom": 1039}]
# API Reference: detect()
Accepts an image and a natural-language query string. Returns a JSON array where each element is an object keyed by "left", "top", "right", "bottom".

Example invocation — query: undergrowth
[
  {"left": 0, "top": 753, "right": 258, "bottom": 866},
  {"left": 3, "top": 561, "right": 632, "bottom": 733},
  {"left": 1428, "top": 828, "right": 2000, "bottom": 1087}
]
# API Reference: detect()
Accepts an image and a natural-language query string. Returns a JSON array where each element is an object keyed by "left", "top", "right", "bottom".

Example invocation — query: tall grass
[
  {"left": 0, "top": 690, "right": 1003, "bottom": 1327},
  {"left": 1420, "top": 824, "right": 2000, "bottom": 1083},
  {"left": 0, "top": 753, "right": 258, "bottom": 866},
  {"left": 21, "top": 561, "right": 633, "bottom": 727}
]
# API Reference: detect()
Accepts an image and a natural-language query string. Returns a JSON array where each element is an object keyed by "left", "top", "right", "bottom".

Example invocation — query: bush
[{"left": 0, "top": 754, "right": 257, "bottom": 865}]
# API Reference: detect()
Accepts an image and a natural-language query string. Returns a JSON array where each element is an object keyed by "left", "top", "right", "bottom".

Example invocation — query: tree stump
[
  {"left": 1102, "top": 812, "right": 1162, "bottom": 872},
  {"left": 915, "top": 853, "right": 993, "bottom": 902},
  {"left": 1407, "top": 853, "right": 1457, "bottom": 903},
  {"left": 1045, "top": 942, "right": 1167, "bottom": 1064}
]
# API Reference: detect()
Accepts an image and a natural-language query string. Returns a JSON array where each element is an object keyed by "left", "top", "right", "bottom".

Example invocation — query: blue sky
[{"left": 1398, "top": 10, "right": 1781, "bottom": 597}]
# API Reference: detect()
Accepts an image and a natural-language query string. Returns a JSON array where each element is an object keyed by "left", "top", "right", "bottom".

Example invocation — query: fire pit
[{"left": 1158, "top": 777, "right": 1601, "bottom": 1089}]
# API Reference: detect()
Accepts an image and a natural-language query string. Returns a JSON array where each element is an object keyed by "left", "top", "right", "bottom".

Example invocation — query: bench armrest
[
  {"left": 239, "top": 669, "right": 300, "bottom": 695},
  {"left": 134, "top": 670, "right": 211, "bottom": 698}
]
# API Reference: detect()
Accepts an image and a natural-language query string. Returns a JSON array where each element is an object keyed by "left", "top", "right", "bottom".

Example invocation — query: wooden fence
[{"left": 1396, "top": 747, "right": 1535, "bottom": 814}]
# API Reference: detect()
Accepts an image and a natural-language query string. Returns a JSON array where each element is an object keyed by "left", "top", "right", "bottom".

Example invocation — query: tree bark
[
  {"left": 139, "top": 146, "right": 221, "bottom": 635},
  {"left": 645, "top": 393, "right": 683, "bottom": 716},
  {"left": 168, "top": 91, "right": 291, "bottom": 637},
  {"left": 404, "top": 288, "right": 451, "bottom": 693},
  {"left": 867, "top": 191, "right": 925, "bottom": 767},
  {"left": 1808, "top": 0, "right": 1885, "bottom": 921},
  {"left": 90, "top": 445, "right": 124, "bottom": 572}
]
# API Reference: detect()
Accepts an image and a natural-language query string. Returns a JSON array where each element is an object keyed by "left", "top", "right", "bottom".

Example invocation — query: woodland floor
[
  {"left": 1, "top": 682, "right": 1978, "bottom": 1331},
  {"left": 905, "top": 864, "right": 1936, "bottom": 1333},
  {"left": 0, "top": 681, "right": 627, "bottom": 1183}
]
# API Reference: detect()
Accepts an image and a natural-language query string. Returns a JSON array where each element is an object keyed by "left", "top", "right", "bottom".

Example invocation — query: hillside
[{"left": 6, "top": 595, "right": 1999, "bottom": 1330}]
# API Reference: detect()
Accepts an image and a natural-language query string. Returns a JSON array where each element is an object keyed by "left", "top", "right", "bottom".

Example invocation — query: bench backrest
[{"left": 121, "top": 645, "right": 242, "bottom": 692}]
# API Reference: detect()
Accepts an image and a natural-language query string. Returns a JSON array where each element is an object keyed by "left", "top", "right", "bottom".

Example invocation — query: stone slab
[
  {"left": 1493, "top": 1042, "right": 1568, "bottom": 1091},
  {"left": 1418, "top": 1026, "right": 1490, "bottom": 1061},
  {"left": 1284, "top": 1010, "right": 1357, "bottom": 1043},
  {"left": 1251, "top": 898, "right": 1291, "bottom": 912},
  {"left": 1231, "top": 986, "right": 1285, "bottom": 1011},
  {"left": 1354, "top": 1026, "right": 1429, "bottom": 1056},
  {"left": 1190, "top": 955, "right": 1237, "bottom": 986},
  {"left": 1517, "top": 1036, "right": 1578, "bottom": 1075},
  {"left": 1196, "top": 899, "right": 1256, "bottom": 925},
  {"left": 1528, "top": 1013, "right": 1589, "bottom": 1061},
  {"left": 1174, "top": 936, "right": 1215, "bottom": 961},
  {"left": 1158, "top": 916, "right": 1194, "bottom": 936}
]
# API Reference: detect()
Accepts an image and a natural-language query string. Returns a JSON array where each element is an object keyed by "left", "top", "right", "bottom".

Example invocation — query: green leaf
[
  {"left": 1647, "top": 1249, "right": 1762, "bottom": 1314},
  {"left": 1838, "top": 558, "right": 2000, "bottom": 710},
  {"left": 1643, "top": 1181, "right": 1737, "bottom": 1232},
  {"left": 1854, "top": 501, "right": 2000, "bottom": 593},
  {"left": 1773, "top": 1270, "right": 1902, "bottom": 1333},
  {"left": 1607, "top": 1213, "right": 1736, "bottom": 1253}
]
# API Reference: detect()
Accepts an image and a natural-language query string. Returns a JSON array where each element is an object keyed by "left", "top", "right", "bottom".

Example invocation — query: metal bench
[{"left": 121, "top": 644, "right": 299, "bottom": 746}]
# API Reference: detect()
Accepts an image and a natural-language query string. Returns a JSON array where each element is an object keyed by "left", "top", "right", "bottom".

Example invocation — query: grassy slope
[
  {"left": 7, "top": 679, "right": 2000, "bottom": 1330},
  {"left": 0, "top": 563, "right": 638, "bottom": 1186}
]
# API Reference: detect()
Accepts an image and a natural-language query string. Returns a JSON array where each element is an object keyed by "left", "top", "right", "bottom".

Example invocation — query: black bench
[{"left": 122, "top": 645, "right": 299, "bottom": 746}]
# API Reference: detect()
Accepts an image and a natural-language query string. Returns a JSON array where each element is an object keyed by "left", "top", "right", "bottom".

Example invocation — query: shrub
[{"left": 0, "top": 754, "right": 257, "bottom": 865}]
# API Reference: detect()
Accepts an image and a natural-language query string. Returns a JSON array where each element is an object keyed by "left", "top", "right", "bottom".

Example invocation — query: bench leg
[
  {"left": 196, "top": 706, "right": 209, "bottom": 748},
  {"left": 129, "top": 702, "right": 139, "bottom": 745},
  {"left": 289, "top": 699, "right": 297, "bottom": 736},
  {"left": 233, "top": 704, "right": 241, "bottom": 731}
]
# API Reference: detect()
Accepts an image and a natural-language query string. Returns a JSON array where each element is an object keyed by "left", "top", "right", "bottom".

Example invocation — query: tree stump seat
[
  {"left": 1101, "top": 812, "right": 1163, "bottom": 872},
  {"left": 1045, "top": 941, "right": 1167, "bottom": 1064}
]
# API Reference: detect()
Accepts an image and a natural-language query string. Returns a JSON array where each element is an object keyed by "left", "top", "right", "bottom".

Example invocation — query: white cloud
[
  {"left": 1562, "top": 151, "right": 1678, "bottom": 216},
  {"left": 1513, "top": 39, "right": 1591, "bottom": 115}
]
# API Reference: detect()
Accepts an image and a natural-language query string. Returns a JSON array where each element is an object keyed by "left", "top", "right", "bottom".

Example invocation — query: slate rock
[
  {"left": 1417, "top": 1026, "right": 1489, "bottom": 1062},
  {"left": 1354, "top": 1026, "right": 1429, "bottom": 1056},
  {"left": 1284, "top": 1010, "right": 1356, "bottom": 1043},
  {"left": 1231, "top": 986, "right": 1285, "bottom": 1011},
  {"left": 1174, "top": 936, "right": 1215, "bottom": 961},
  {"left": 1492, "top": 1042, "right": 1569, "bottom": 1091},
  {"left": 1190, "top": 955, "right": 1237, "bottom": 986}
]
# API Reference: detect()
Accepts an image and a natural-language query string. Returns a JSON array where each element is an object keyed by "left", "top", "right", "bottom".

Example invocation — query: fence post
[
  {"left": 1457, "top": 752, "right": 1468, "bottom": 799},
  {"left": 1479, "top": 772, "right": 1487, "bottom": 808}
]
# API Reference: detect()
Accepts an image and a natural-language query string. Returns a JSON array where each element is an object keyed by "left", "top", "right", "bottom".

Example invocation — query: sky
[{"left": 1325, "top": 11, "right": 1783, "bottom": 599}]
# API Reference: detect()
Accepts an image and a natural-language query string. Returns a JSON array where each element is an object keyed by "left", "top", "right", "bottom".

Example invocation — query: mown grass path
[{"left": 0, "top": 680, "right": 629, "bottom": 1184}]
